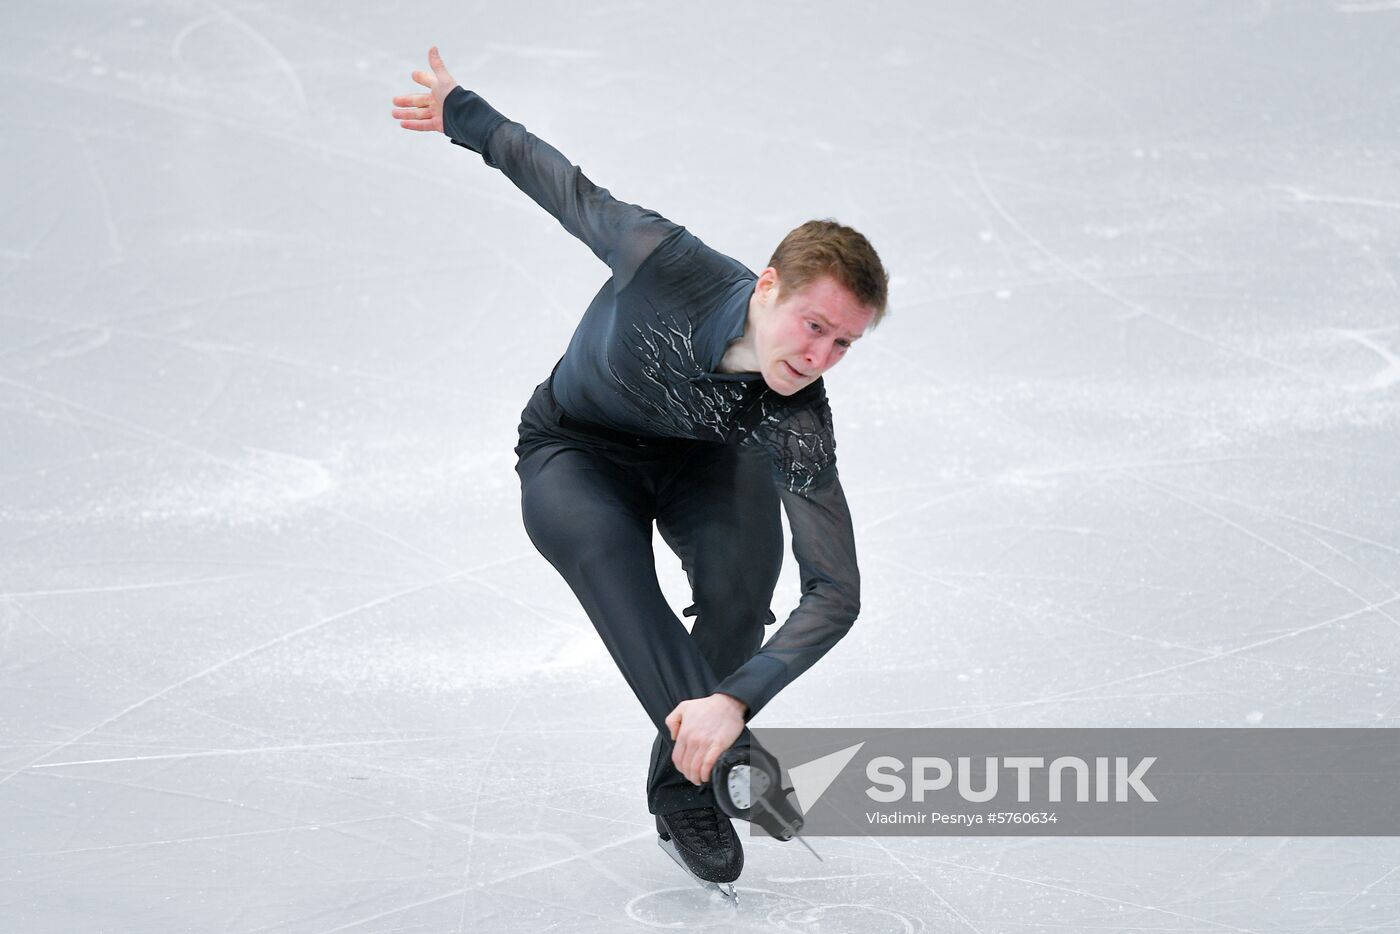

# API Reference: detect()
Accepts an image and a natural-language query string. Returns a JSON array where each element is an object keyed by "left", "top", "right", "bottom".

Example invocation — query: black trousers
[{"left": 513, "top": 374, "right": 782, "bottom": 814}]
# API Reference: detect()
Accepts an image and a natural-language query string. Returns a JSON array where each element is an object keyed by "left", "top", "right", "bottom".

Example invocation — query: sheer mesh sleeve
[
  {"left": 442, "top": 86, "right": 679, "bottom": 291},
  {"left": 717, "top": 385, "right": 860, "bottom": 715},
  {"left": 714, "top": 474, "right": 860, "bottom": 716}
]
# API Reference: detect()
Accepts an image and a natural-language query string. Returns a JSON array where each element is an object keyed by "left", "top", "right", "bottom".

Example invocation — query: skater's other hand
[
  {"left": 390, "top": 46, "right": 459, "bottom": 134},
  {"left": 666, "top": 694, "right": 747, "bottom": 785}
]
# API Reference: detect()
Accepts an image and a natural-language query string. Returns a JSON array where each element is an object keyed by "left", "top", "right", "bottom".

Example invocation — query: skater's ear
[{"left": 755, "top": 267, "right": 782, "bottom": 304}]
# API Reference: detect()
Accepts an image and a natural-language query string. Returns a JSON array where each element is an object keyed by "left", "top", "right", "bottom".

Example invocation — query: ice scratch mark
[
  {"left": 172, "top": 4, "right": 307, "bottom": 112},
  {"left": 1332, "top": 326, "right": 1400, "bottom": 391},
  {"left": 871, "top": 554, "right": 1400, "bottom": 724},
  {"left": 1, "top": 568, "right": 475, "bottom": 787},
  {"left": 481, "top": 42, "right": 603, "bottom": 61},
  {"left": 0, "top": 372, "right": 480, "bottom": 574},
  {"left": 1292, "top": 525, "right": 1400, "bottom": 610},
  {"left": 941, "top": 591, "right": 1400, "bottom": 721},
  {"left": 456, "top": 693, "right": 521, "bottom": 933},
  {"left": 0, "top": 814, "right": 426, "bottom": 860},
  {"left": 0, "top": 316, "right": 509, "bottom": 405},
  {"left": 860, "top": 480, "right": 991, "bottom": 534},
  {"left": 853, "top": 838, "right": 1264, "bottom": 934},
  {"left": 1300, "top": 864, "right": 1400, "bottom": 933},
  {"left": 43, "top": 326, "right": 113, "bottom": 361},
  {"left": 861, "top": 836, "right": 983, "bottom": 933},
  {"left": 0, "top": 68, "right": 505, "bottom": 214},
  {"left": 307, "top": 831, "right": 651, "bottom": 934},
  {"left": 1273, "top": 185, "right": 1400, "bottom": 212},
  {"left": 1337, "top": 1, "right": 1400, "bottom": 13},
  {"left": 765, "top": 872, "right": 890, "bottom": 883},
  {"left": 29, "top": 735, "right": 459, "bottom": 769},
  {"left": 241, "top": 444, "right": 334, "bottom": 498},
  {"left": 875, "top": 553, "right": 1399, "bottom": 687},
  {"left": 972, "top": 156, "right": 1319, "bottom": 383},
  {"left": 1, "top": 574, "right": 244, "bottom": 599},
  {"left": 1137, "top": 473, "right": 1400, "bottom": 630},
  {"left": 74, "top": 133, "right": 123, "bottom": 264}
]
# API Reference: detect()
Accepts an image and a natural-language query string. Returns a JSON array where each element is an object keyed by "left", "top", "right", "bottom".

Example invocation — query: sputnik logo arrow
[{"left": 787, "top": 742, "right": 866, "bottom": 813}]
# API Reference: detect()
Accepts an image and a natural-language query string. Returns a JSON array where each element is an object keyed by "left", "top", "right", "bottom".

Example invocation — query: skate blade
[{"left": 657, "top": 836, "right": 738, "bottom": 901}]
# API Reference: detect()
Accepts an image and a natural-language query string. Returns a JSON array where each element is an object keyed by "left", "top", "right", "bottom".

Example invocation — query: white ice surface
[{"left": 3, "top": 2, "right": 1400, "bottom": 932}]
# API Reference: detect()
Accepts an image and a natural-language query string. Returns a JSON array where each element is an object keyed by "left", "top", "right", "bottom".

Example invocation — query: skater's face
[{"left": 754, "top": 270, "right": 875, "bottom": 395}]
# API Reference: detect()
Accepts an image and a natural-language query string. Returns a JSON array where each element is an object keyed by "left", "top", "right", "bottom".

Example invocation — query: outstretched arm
[{"left": 392, "top": 47, "right": 677, "bottom": 290}]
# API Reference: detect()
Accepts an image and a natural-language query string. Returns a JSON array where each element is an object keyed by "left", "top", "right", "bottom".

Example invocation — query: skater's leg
[
  {"left": 516, "top": 441, "right": 728, "bottom": 745},
  {"left": 647, "top": 442, "right": 783, "bottom": 811},
  {"left": 659, "top": 442, "right": 783, "bottom": 678}
]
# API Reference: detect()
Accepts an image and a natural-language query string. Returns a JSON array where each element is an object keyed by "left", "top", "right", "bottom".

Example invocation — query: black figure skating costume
[{"left": 443, "top": 87, "right": 860, "bottom": 824}]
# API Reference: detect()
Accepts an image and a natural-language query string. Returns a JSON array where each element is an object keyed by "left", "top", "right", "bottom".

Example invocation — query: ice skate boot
[
  {"left": 655, "top": 806, "right": 742, "bottom": 899},
  {"left": 712, "top": 742, "right": 820, "bottom": 859}
]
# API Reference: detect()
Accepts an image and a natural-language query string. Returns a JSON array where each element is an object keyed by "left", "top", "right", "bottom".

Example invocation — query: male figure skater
[{"left": 393, "top": 48, "right": 888, "bottom": 891}]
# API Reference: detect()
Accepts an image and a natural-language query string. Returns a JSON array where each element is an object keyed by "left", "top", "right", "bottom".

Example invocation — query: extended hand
[
  {"left": 391, "top": 46, "right": 459, "bottom": 134},
  {"left": 665, "top": 693, "right": 747, "bottom": 785}
]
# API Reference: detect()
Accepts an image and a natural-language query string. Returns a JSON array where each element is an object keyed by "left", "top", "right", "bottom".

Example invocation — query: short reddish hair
[{"left": 767, "top": 219, "right": 889, "bottom": 326}]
